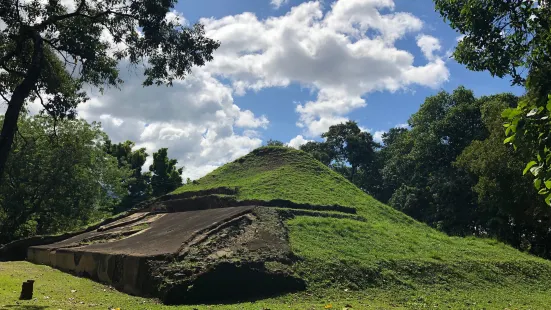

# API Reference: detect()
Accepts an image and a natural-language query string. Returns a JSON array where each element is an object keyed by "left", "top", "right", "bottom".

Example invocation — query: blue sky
[{"left": 75, "top": 0, "right": 526, "bottom": 178}]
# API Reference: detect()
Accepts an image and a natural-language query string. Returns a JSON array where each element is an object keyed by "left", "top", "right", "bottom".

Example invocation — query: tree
[
  {"left": 0, "top": 0, "right": 220, "bottom": 180},
  {"left": 322, "top": 121, "right": 379, "bottom": 184},
  {"left": 456, "top": 93, "right": 551, "bottom": 257},
  {"left": 300, "top": 121, "right": 380, "bottom": 191},
  {"left": 0, "top": 115, "right": 130, "bottom": 243},
  {"left": 374, "top": 127, "right": 410, "bottom": 202},
  {"left": 434, "top": 0, "right": 551, "bottom": 204},
  {"left": 300, "top": 141, "right": 333, "bottom": 166},
  {"left": 104, "top": 140, "right": 151, "bottom": 212},
  {"left": 149, "top": 148, "right": 183, "bottom": 197},
  {"left": 381, "top": 87, "right": 485, "bottom": 234},
  {"left": 266, "top": 139, "right": 285, "bottom": 147}
]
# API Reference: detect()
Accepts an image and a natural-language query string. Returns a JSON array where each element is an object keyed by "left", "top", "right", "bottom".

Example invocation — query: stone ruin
[{"left": 0, "top": 188, "right": 364, "bottom": 304}]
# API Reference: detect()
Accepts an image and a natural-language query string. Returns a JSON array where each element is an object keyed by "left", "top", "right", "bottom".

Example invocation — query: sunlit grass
[{"left": 3, "top": 147, "right": 551, "bottom": 309}]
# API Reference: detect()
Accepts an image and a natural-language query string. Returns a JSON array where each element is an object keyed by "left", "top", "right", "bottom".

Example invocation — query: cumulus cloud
[
  {"left": 3, "top": 0, "right": 450, "bottom": 180},
  {"left": 287, "top": 135, "right": 311, "bottom": 149},
  {"left": 236, "top": 110, "right": 269, "bottom": 128},
  {"left": 165, "top": 10, "right": 187, "bottom": 26},
  {"left": 201, "top": 0, "right": 449, "bottom": 136},
  {"left": 416, "top": 34, "right": 441, "bottom": 61},
  {"left": 78, "top": 65, "right": 266, "bottom": 180},
  {"left": 271, "top": 0, "right": 289, "bottom": 9},
  {"left": 373, "top": 130, "right": 385, "bottom": 143}
]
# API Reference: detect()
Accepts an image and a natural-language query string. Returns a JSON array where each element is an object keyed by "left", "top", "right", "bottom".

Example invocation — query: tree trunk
[
  {"left": 350, "top": 164, "right": 356, "bottom": 185},
  {"left": 0, "top": 30, "right": 43, "bottom": 180}
]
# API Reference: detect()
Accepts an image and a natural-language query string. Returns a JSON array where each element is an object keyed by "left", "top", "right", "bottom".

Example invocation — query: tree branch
[
  {"left": 34, "top": 4, "right": 134, "bottom": 31},
  {"left": 1, "top": 64, "right": 26, "bottom": 77},
  {"left": 0, "top": 51, "right": 17, "bottom": 68},
  {"left": 34, "top": 89, "right": 59, "bottom": 140},
  {"left": 33, "top": 0, "right": 87, "bottom": 30},
  {"left": 44, "top": 38, "right": 77, "bottom": 67},
  {"left": 0, "top": 92, "right": 10, "bottom": 104}
]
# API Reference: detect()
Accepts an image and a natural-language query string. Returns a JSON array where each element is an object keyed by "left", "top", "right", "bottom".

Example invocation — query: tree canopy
[
  {"left": 300, "top": 121, "right": 380, "bottom": 192},
  {"left": 150, "top": 148, "right": 183, "bottom": 197},
  {"left": 0, "top": 115, "right": 131, "bottom": 243},
  {"left": 104, "top": 140, "right": 151, "bottom": 212},
  {"left": 0, "top": 0, "right": 219, "bottom": 180},
  {"left": 434, "top": 0, "right": 551, "bottom": 204}
]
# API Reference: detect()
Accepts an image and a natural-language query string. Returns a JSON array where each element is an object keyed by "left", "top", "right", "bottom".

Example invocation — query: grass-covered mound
[
  {"left": 3, "top": 146, "right": 551, "bottom": 309},
  {"left": 174, "top": 147, "right": 551, "bottom": 291}
]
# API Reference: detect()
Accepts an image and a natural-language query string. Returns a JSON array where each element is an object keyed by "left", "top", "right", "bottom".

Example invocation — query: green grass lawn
[
  {"left": 4, "top": 147, "right": 551, "bottom": 309},
  {"left": 2, "top": 261, "right": 551, "bottom": 309}
]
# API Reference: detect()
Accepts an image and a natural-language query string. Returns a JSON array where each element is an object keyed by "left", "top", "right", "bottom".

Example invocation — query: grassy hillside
[
  {"left": 174, "top": 147, "right": 551, "bottom": 291},
  {"left": 3, "top": 146, "right": 551, "bottom": 309}
]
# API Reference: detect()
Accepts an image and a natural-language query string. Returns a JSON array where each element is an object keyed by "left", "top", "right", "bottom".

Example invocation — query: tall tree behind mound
[
  {"left": 0, "top": 0, "right": 220, "bottom": 181},
  {"left": 150, "top": 148, "right": 183, "bottom": 197},
  {"left": 300, "top": 121, "right": 380, "bottom": 194},
  {"left": 0, "top": 115, "right": 131, "bottom": 244},
  {"left": 381, "top": 87, "right": 485, "bottom": 235},
  {"left": 104, "top": 140, "right": 152, "bottom": 212}
]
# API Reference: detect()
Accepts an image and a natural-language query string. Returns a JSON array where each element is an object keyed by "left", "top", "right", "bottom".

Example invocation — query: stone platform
[{"left": 4, "top": 189, "right": 362, "bottom": 304}]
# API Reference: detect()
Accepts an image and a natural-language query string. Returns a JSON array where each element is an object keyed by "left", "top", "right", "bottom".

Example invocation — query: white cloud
[
  {"left": 78, "top": 65, "right": 266, "bottom": 180},
  {"left": 235, "top": 110, "right": 269, "bottom": 128},
  {"left": 373, "top": 130, "right": 385, "bottom": 143},
  {"left": 416, "top": 34, "right": 441, "bottom": 61},
  {"left": 456, "top": 34, "right": 466, "bottom": 42},
  {"left": 201, "top": 0, "right": 449, "bottom": 137},
  {"left": 271, "top": 0, "right": 289, "bottom": 9},
  {"left": 3, "top": 0, "right": 450, "bottom": 181},
  {"left": 396, "top": 123, "right": 408, "bottom": 128},
  {"left": 287, "top": 135, "right": 311, "bottom": 149},
  {"left": 165, "top": 10, "right": 187, "bottom": 25}
]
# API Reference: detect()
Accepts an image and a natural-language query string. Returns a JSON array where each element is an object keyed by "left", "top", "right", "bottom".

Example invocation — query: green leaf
[
  {"left": 534, "top": 178, "right": 542, "bottom": 190},
  {"left": 531, "top": 165, "right": 542, "bottom": 176},
  {"left": 503, "top": 136, "right": 515, "bottom": 144},
  {"left": 524, "top": 161, "right": 537, "bottom": 175},
  {"left": 545, "top": 180, "right": 551, "bottom": 189},
  {"left": 545, "top": 194, "right": 551, "bottom": 206}
]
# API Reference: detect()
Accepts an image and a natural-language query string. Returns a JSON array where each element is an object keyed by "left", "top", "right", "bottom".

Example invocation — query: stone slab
[{"left": 31, "top": 206, "right": 254, "bottom": 257}]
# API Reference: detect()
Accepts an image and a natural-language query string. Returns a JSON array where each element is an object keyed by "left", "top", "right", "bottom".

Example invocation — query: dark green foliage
[
  {"left": 456, "top": 94, "right": 551, "bottom": 257},
  {"left": 299, "top": 141, "right": 333, "bottom": 166},
  {"left": 0, "top": 115, "right": 131, "bottom": 244},
  {"left": 104, "top": 140, "right": 152, "bottom": 212},
  {"left": 150, "top": 148, "right": 183, "bottom": 197},
  {"left": 0, "top": 0, "right": 219, "bottom": 180},
  {"left": 300, "top": 121, "right": 380, "bottom": 192},
  {"left": 298, "top": 86, "right": 551, "bottom": 258},
  {"left": 434, "top": 0, "right": 551, "bottom": 204},
  {"left": 381, "top": 87, "right": 484, "bottom": 235},
  {"left": 266, "top": 139, "right": 285, "bottom": 147}
]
